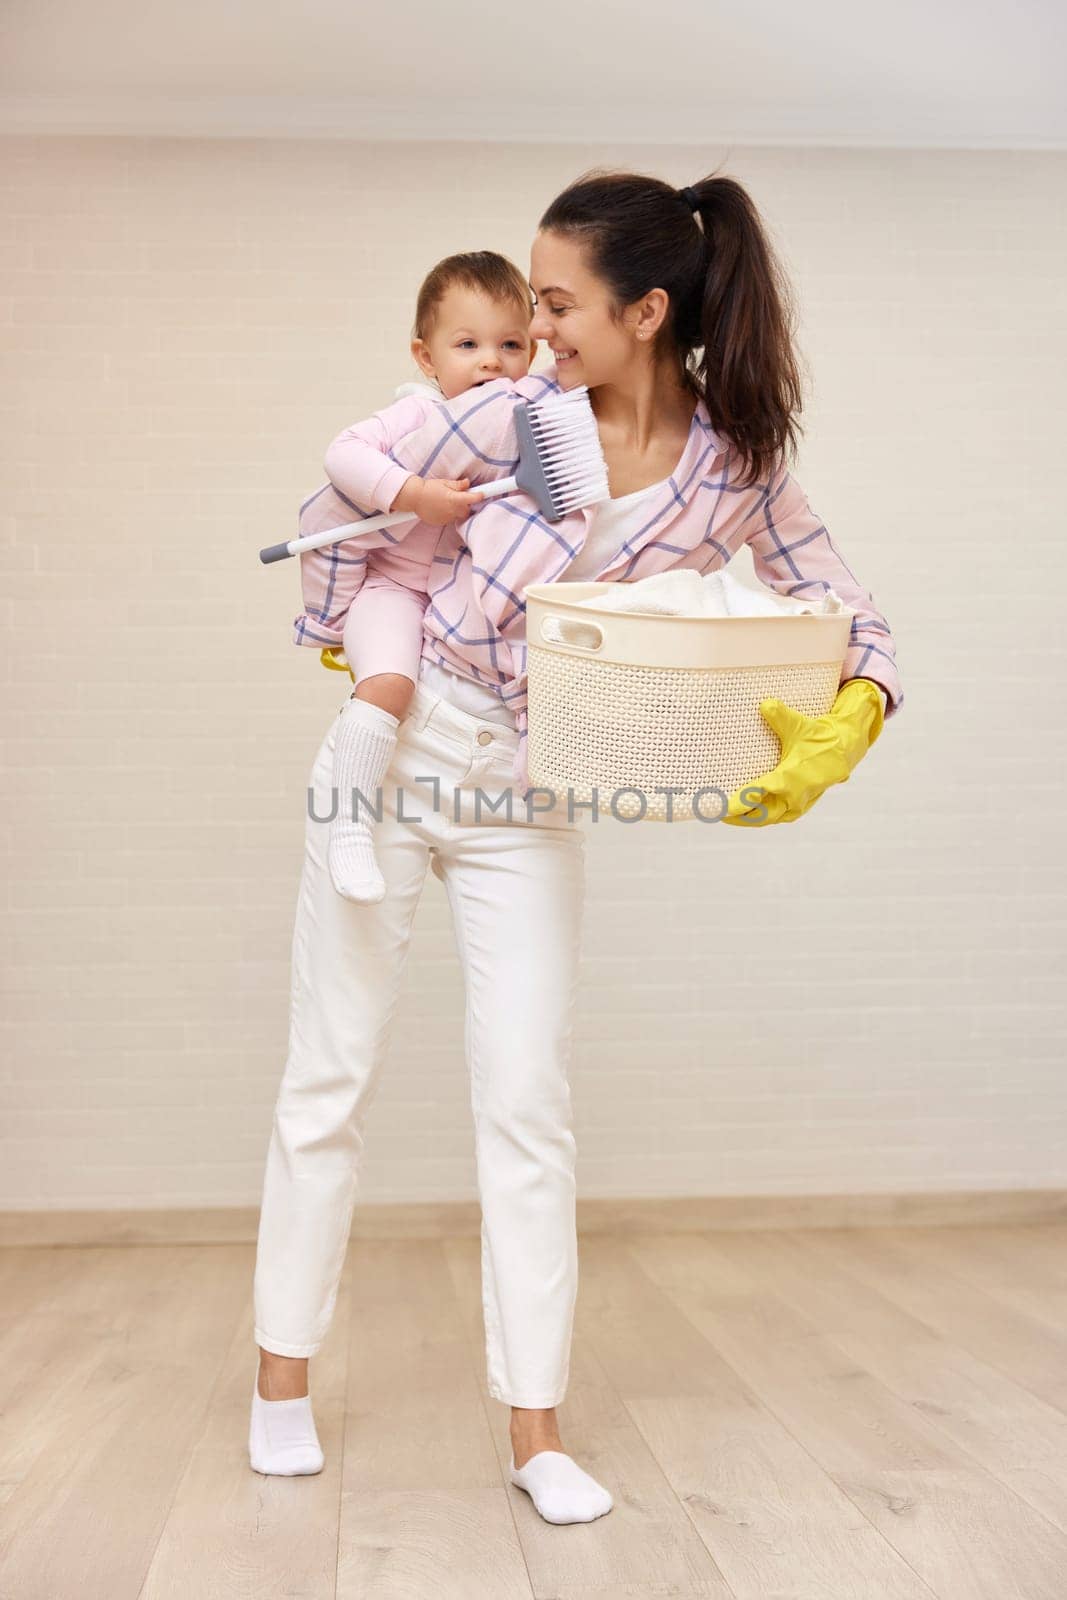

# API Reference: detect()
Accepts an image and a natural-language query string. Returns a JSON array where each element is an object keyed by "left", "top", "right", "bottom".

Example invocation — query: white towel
[
  {"left": 573, "top": 566, "right": 845, "bottom": 619},
  {"left": 577, "top": 568, "right": 708, "bottom": 616},
  {"left": 701, "top": 568, "right": 845, "bottom": 617}
]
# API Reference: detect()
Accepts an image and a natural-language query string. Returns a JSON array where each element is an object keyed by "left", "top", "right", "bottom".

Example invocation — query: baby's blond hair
[{"left": 413, "top": 251, "right": 533, "bottom": 344}]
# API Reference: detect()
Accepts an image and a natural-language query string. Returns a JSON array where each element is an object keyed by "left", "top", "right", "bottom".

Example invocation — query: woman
[{"left": 249, "top": 168, "right": 902, "bottom": 1526}]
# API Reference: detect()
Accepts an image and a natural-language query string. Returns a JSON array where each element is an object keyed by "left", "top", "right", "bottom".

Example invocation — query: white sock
[
  {"left": 328, "top": 696, "right": 399, "bottom": 904},
  {"left": 248, "top": 1377, "right": 325, "bottom": 1477},
  {"left": 508, "top": 1449, "right": 614, "bottom": 1525}
]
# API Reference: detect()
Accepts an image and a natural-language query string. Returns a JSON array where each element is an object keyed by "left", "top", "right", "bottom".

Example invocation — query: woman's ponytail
[
  {"left": 688, "top": 176, "right": 803, "bottom": 488},
  {"left": 540, "top": 168, "right": 805, "bottom": 489}
]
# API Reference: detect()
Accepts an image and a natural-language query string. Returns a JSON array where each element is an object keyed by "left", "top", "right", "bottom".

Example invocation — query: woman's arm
[
  {"left": 850, "top": 679, "right": 889, "bottom": 713},
  {"left": 743, "top": 463, "right": 903, "bottom": 717}
]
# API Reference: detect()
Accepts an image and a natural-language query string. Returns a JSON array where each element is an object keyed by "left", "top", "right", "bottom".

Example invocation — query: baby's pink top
[
  {"left": 311, "top": 392, "right": 442, "bottom": 598},
  {"left": 294, "top": 367, "right": 904, "bottom": 791}
]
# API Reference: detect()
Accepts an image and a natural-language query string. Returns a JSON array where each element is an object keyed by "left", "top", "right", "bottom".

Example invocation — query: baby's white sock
[
  {"left": 328, "top": 696, "right": 399, "bottom": 904},
  {"left": 248, "top": 1377, "right": 325, "bottom": 1477},
  {"left": 508, "top": 1449, "right": 614, "bottom": 1524}
]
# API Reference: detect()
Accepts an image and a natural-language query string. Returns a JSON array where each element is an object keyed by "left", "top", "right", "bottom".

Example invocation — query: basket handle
[{"left": 539, "top": 614, "right": 604, "bottom": 654}]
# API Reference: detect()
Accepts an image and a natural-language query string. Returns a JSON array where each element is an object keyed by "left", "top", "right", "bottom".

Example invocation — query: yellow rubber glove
[
  {"left": 319, "top": 646, "right": 355, "bottom": 682},
  {"left": 722, "top": 678, "right": 886, "bottom": 827}
]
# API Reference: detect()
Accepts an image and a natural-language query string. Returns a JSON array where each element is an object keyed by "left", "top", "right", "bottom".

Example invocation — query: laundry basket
[{"left": 525, "top": 582, "right": 855, "bottom": 822}]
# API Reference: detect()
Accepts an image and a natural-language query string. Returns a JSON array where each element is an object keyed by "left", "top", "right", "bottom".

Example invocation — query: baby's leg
[
  {"left": 329, "top": 582, "right": 428, "bottom": 905},
  {"left": 343, "top": 579, "right": 426, "bottom": 723}
]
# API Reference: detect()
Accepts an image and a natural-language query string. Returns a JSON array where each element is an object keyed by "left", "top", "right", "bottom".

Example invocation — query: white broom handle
[{"left": 259, "top": 475, "right": 519, "bottom": 563}]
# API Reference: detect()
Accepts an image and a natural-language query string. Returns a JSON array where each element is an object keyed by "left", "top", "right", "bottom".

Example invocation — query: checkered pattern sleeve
[
  {"left": 373, "top": 377, "right": 525, "bottom": 487},
  {"left": 744, "top": 462, "right": 904, "bottom": 717}
]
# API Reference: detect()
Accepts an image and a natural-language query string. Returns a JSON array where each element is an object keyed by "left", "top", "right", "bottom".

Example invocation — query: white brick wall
[{"left": 2, "top": 137, "right": 1064, "bottom": 1210}]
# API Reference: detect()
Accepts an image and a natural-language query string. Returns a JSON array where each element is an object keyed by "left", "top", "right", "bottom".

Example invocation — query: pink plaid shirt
[{"left": 294, "top": 366, "right": 903, "bottom": 790}]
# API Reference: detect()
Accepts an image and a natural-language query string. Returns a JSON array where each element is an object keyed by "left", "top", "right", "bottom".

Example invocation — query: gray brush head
[{"left": 512, "top": 385, "right": 611, "bottom": 522}]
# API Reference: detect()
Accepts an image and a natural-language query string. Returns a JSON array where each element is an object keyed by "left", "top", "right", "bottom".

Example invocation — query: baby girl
[{"left": 310, "top": 252, "right": 538, "bottom": 904}]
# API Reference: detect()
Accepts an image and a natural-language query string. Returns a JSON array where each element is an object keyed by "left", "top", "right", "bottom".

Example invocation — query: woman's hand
[
  {"left": 722, "top": 677, "right": 886, "bottom": 827},
  {"left": 390, "top": 475, "right": 484, "bottom": 524}
]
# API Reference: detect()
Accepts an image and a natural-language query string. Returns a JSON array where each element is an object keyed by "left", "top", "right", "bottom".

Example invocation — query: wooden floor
[{"left": 1, "top": 1223, "right": 1066, "bottom": 1599}]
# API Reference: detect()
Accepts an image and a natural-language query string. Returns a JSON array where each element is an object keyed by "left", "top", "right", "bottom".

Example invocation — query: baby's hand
[
  {"left": 393, "top": 476, "right": 484, "bottom": 525},
  {"left": 419, "top": 477, "right": 484, "bottom": 524}
]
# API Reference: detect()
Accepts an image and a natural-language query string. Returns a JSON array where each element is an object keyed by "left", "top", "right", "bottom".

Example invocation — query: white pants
[{"left": 253, "top": 681, "right": 587, "bottom": 1408}]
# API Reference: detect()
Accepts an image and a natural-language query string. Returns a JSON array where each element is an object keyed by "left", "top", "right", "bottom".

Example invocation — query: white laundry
[
  {"left": 573, "top": 565, "right": 845, "bottom": 619},
  {"left": 701, "top": 567, "right": 844, "bottom": 617}
]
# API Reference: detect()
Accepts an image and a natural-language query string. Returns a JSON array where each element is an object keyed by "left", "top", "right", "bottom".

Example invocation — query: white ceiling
[{"left": 2, "top": 0, "right": 1064, "bottom": 149}]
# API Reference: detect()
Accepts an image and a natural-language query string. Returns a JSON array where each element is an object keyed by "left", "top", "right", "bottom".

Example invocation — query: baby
[{"left": 316, "top": 252, "right": 537, "bottom": 904}]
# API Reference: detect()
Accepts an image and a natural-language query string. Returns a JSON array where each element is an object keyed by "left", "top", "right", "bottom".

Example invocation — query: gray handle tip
[{"left": 259, "top": 542, "right": 292, "bottom": 564}]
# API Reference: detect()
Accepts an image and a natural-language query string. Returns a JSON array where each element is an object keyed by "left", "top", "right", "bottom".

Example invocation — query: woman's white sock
[
  {"left": 328, "top": 697, "right": 399, "bottom": 904},
  {"left": 508, "top": 1449, "right": 614, "bottom": 1524},
  {"left": 248, "top": 1378, "right": 325, "bottom": 1477}
]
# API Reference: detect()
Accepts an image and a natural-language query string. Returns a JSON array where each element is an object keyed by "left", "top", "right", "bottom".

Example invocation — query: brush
[{"left": 259, "top": 384, "right": 610, "bottom": 564}]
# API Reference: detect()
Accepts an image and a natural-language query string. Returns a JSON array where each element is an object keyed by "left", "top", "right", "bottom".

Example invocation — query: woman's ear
[{"left": 629, "top": 289, "right": 670, "bottom": 342}]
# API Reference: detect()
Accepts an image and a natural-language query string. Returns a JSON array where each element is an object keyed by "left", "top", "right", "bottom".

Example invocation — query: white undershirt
[{"left": 419, "top": 479, "right": 668, "bottom": 723}]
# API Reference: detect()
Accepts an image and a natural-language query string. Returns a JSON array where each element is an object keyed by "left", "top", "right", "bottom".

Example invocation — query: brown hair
[
  {"left": 413, "top": 250, "right": 534, "bottom": 345},
  {"left": 539, "top": 168, "right": 805, "bottom": 488}
]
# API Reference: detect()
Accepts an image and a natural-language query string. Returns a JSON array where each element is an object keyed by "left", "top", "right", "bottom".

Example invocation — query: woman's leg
[
  {"left": 434, "top": 772, "right": 587, "bottom": 1425},
  {"left": 430, "top": 766, "right": 610, "bottom": 1521},
  {"left": 253, "top": 704, "right": 434, "bottom": 1372},
  {"left": 329, "top": 582, "right": 428, "bottom": 903}
]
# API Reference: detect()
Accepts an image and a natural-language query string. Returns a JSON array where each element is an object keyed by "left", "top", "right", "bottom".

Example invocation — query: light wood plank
[
  {"left": 0, "top": 1245, "right": 248, "bottom": 1600},
  {"left": 578, "top": 1237, "right": 934, "bottom": 1600},
  {"left": 548, "top": 1591, "right": 723, "bottom": 1599},
  {"left": 339, "top": 1488, "right": 536, "bottom": 1600},
  {"left": 803, "top": 1227, "right": 1067, "bottom": 1413},
  {"left": 880, "top": 1225, "right": 1067, "bottom": 1332},
  {"left": 0, "top": 1248, "right": 149, "bottom": 1504},
  {"left": 722, "top": 1228, "right": 1067, "bottom": 1535},
  {"left": 627, "top": 1232, "right": 1067, "bottom": 1600},
  {"left": 339, "top": 1239, "right": 503, "bottom": 1489},
  {"left": 975, "top": 1224, "right": 1067, "bottom": 1286}
]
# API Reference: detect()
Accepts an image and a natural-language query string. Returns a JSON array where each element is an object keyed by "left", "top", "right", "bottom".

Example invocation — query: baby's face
[{"left": 413, "top": 285, "right": 534, "bottom": 399}]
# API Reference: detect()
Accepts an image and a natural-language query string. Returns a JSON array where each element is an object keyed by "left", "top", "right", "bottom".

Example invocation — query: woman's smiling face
[{"left": 529, "top": 230, "right": 643, "bottom": 392}]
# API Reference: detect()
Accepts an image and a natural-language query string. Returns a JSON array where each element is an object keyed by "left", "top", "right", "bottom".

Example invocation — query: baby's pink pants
[{"left": 342, "top": 573, "right": 428, "bottom": 687}]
